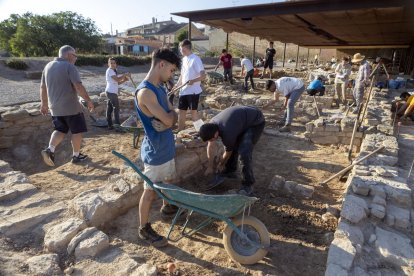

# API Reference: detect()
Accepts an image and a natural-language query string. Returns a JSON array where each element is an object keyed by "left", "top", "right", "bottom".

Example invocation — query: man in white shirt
[
  {"left": 175, "top": 39, "right": 206, "bottom": 131},
  {"left": 240, "top": 54, "right": 255, "bottom": 92},
  {"left": 265, "top": 77, "right": 305, "bottom": 132},
  {"left": 334, "top": 56, "right": 352, "bottom": 107}
]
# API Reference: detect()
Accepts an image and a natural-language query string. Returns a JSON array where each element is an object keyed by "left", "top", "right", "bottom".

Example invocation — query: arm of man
[
  {"left": 73, "top": 82, "right": 94, "bottom": 111},
  {"left": 188, "top": 70, "right": 206, "bottom": 85},
  {"left": 205, "top": 140, "right": 217, "bottom": 175},
  {"left": 111, "top": 72, "right": 130, "bottom": 84},
  {"left": 40, "top": 85, "right": 49, "bottom": 115},
  {"left": 217, "top": 150, "right": 232, "bottom": 172},
  {"left": 138, "top": 88, "right": 177, "bottom": 127}
]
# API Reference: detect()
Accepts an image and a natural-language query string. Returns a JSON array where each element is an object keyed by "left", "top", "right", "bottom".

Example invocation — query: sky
[{"left": 0, "top": 0, "right": 280, "bottom": 34}]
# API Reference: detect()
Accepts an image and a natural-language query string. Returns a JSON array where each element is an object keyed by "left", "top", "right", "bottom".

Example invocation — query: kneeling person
[{"left": 199, "top": 106, "right": 265, "bottom": 196}]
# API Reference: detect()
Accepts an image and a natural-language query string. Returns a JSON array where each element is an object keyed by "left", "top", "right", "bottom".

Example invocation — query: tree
[
  {"left": 176, "top": 29, "right": 188, "bottom": 43},
  {"left": 0, "top": 12, "right": 102, "bottom": 56}
]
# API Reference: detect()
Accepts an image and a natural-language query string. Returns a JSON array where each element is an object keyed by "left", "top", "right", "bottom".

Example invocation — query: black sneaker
[
  {"left": 41, "top": 148, "right": 55, "bottom": 167},
  {"left": 238, "top": 185, "right": 253, "bottom": 196},
  {"left": 72, "top": 153, "right": 88, "bottom": 164},
  {"left": 138, "top": 223, "right": 168, "bottom": 247}
]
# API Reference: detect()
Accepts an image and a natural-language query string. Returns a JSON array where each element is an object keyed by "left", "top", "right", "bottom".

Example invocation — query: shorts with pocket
[{"left": 143, "top": 159, "right": 176, "bottom": 190}]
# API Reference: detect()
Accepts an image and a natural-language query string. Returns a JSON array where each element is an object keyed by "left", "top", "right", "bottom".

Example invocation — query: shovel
[{"left": 202, "top": 156, "right": 225, "bottom": 191}]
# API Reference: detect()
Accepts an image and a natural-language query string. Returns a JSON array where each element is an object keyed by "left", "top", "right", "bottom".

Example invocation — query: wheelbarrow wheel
[{"left": 223, "top": 215, "right": 270, "bottom": 265}]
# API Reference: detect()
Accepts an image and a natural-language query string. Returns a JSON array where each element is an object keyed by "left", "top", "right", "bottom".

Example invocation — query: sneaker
[
  {"left": 276, "top": 120, "right": 286, "bottom": 127},
  {"left": 138, "top": 223, "right": 168, "bottom": 247},
  {"left": 72, "top": 153, "right": 88, "bottom": 164},
  {"left": 238, "top": 186, "right": 253, "bottom": 196},
  {"left": 279, "top": 125, "right": 291, "bottom": 133},
  {"left": 160, "top": 204, "right": 179, "bottom": 215},
  {"left": 41, "top": 148, "right": 55, "bottom": 167}
]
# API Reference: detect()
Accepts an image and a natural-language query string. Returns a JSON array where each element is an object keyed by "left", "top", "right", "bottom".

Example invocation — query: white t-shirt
[
  {"left": 275, "top": 77, "right": 304, "bottom": 96},
  {"left": 179, "top": 53, "right": 204, "bottom": 96},
  {"left": 105, "top": 68, "right": 118, "bottom": 94},
  {"left": 241, "top": 58, "right": 254, "bottom": 72}
]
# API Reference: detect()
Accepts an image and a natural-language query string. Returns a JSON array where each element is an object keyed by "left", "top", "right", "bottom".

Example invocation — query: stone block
[
  {"left": 372, "top": 195, "right": 386, "bottom": 206},
  {"left": 326, "top": 237, "right": 356, "bottom": 270},
  {"left": 325, "top": 124, "right": 340, "bottom": 132},
  {"left": 131, "top": 264, "right": 157, "bottom": 276},
  {"left": 335, "top": 220, "right": 364, "bottom": 245},
  {"left": 268, "top": 175, "right": 285, "bottom": 191},
  {"left": 311, "top": 136, "right": 339, "bottom": 145},
  {"left": 387, "top": 204, "right": 411, "bottom": 230},
  {"left": 305, "top": 122, "right": 314, "bottom": 132},
  {"left": 293, "top": 183, "right": 314, "bottom": 199},
  {"left": 26, "top": 254, "right": 62, "bottom": 276},
  {"left": 314, "top": 118, "right": 325, "bottom": 127},
  {"left": 375, "top": 227, "right": 414, "bottom": 267},
  {"left": 341, "top": 194, "right": 368, "bottom": 224},
  {"left": 381, "top": 178, "right": 411, "bottom": 207},
  {"left": 75, "top": 230, "right": 109, "bottom": 259},
  {"left": 370, "top": 203, "right": 386, "bottom": 219},
  {"left": 44, "top": 218, "right": 87, "bottom": 253},
  {"left": 25, "top": 71, "right": 42, "bottom": 79},
  {"left": 350, "top": 176, "right": 370, "bottom": 196},
  {"left": 1, "top": 109, "right": 29, "bottom": 121},
  {"left": 325, "top": 264, "right": 348, "bottom": 276}
]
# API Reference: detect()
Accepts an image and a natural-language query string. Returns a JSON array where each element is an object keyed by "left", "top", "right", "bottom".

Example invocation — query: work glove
[{"left": 151, "top": 118, "right": 169, "bottom": 132}]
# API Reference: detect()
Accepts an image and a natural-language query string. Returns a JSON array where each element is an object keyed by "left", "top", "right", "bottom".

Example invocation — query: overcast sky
[{"left": 0, "top": 0, "right": 281, "bottom": 34}]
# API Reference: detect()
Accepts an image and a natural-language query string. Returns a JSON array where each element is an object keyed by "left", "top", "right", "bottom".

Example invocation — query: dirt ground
[{"left": 0, "top": 60, "right": 349, "bottom": 275}]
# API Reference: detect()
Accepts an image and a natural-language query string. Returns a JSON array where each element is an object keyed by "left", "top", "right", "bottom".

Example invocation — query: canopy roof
[{"left": 172, "top": 0, "right": 414, "bottom": 48}]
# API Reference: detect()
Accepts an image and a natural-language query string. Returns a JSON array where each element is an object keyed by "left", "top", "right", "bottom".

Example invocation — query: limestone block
[
  {"left": 305, "top": 122, "right": 314, "bottom": 132},
  {"left": 362, "top": 154, "right": 398, "bottom": 166},
  {"left": 131, "top": 263, "right": 157, "bottom": 276},
  {"left": 370, "top": 203, "right": 386, "bottom": 219},
  {"left": 325, "top": 264, "right": 348, "bottom": 276},
  {"left": 311, "top": 136, "right": 339, "bottom": 145},
  {"left": 373, "top": 166, "right": 398, "bottom": 177},
  {"left": 387, "top": 205, "right": 411, "bottom": 230},
  {"left": 335, "top": 220, "right": 364, "bottom": 245},
  {"left": 26, "top": 254, "right": 62, "bottom": 276},
  {"left": 313, "top": 126, "right": 325, "bottom": 133},
  {"left": 268, "top": 175, "right": 285, "bottom": 191},
  {"left": 325, "top": 124, "right": 340, "bottom": 132},
  {"left": 175, "top": 151, "right": 204, "bottom": 181},
  {"left": 376, "top": 124, "right": 394, "bottom": 135},
  {"left": 314, "top": 118, "right": 325, "bottom": 127},
  {"left": 293, "top": 183, "right": 314, "bottom": 199},
  {"left": 375, "top": 227, "right": 414, "bottom": 267},
  {"left": 1, "top": 109, "right": 29, "bottom": 121},
  {"left": 372, "top": 195, "right": 386, "bottom": 206},
  {"left": 350, "top": 176, "right": 370, "bottom": 196},
  {"left": 44, "top": 218, "right": 87, "bottom": 253},
  {"left": 75, "top": 230, "right": 109, "bottom": 259},
  {"left": 326, "top": 237, "right": 356, "bottom": 270},
  {"left": 341, "top": 195, "right": 368, "bottom": 224},
  {"left": 370, "top": 184, "right": 386, "bottom": 198},
  {"left": 0, "top": 106, "right": 19, "bottom": 114},
  {"left": 0, "top": 160, "right": 12, "bottom": 173},
  {"left": 381, "top": 178, "right": 411, "bottom": 207}
]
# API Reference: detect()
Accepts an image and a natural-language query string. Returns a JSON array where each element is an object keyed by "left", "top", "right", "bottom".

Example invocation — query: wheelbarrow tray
[{"left": 153, "top": 182, "right": 257, "bottom": 218}]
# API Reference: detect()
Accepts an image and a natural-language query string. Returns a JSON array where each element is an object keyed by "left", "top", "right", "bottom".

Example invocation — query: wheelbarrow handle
[{"left": 168, "top": 81, "right": 190, "bottom": 96}]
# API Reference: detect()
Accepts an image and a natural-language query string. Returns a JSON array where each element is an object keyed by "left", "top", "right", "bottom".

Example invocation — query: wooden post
[
  {"left": 282, "top": 43, "right": 286, "bottom": 67},
  {"left": 307, "top": 48, "right": 310, "bottom": 66},
  {"left": 226, "top": 33, "right": 229, "bottom": 51},
  {"left": 188, "top": 20, "right": 192, "bottom": 41},
  {"left": 252, "top": 37, "right": 256, "bottom": 63},
  {"left": 295, "top": 45, "right": 299, "bottom": 69}
]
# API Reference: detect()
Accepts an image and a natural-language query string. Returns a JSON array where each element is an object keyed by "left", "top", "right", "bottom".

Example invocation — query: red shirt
[{"left": 220, "top": 54, "right": 232, "bottom": 69}]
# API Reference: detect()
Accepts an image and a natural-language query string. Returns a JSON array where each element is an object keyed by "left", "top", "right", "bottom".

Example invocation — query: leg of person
[
  {"left": 237, "top": 128, "right": 255, "bottom": 196},
  {"left": 67, "top": 113, "right": 88, "bottom": 163},
  {"left": 189, "top": 94, "right": 200, "bottom": 122},
  {"left": 260, "top": 64, "right": 268, "bottom": 79},
  {"left": 249, "top": 70, "right": 255, "bottom": 89},
  {"left": 281, "top": 86, "right": 304, "bottom": 132},
  {"left": 334, "top": 82, "right": 342, "bottom": 106},
  {"left": 177, "top": 95, "right": 190, "bottom": 131},
  {"left": 223, "top": 69, "right": 228, "bottom": 82},
  {"left": 268, "top": 61, "right": 273, "bottom": 79},
  {"left": 244, "top": 73, "right": 249, "bottom": 91},
  {"left": 353, "top": 85, "right": 364, "bottom": 113},
  {"left": 228, "top": 69, "right": 234, "bottom": 84},
  {"left": 342, "top": 81, "right": 348, "bottom": 105},
  {"left": 106, "top": 92, "right": 114, "bottom": 129},
  {"left": 112, "top": 93, "right": 121, "bottom": 126},
  {"left": 41, "top": 116, "right": 69, "bottom": 166},
  {"left": 222, "top": 150, "right": 239, "bottom": 178}
]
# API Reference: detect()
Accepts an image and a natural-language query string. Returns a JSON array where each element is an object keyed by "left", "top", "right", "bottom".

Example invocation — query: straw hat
[{"left": 351, "top": 53, "right": 365, "bottom": 63}]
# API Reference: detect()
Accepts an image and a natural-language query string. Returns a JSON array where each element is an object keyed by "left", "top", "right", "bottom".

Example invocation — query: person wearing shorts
[
  {"left": 260, "top": 41, "right": 276, "bottom": 79},
  {"left": 40, "top": 45, "right": 94, "bottom": 166},
  {"left": 135, "top": 48, "right": 181, "bottom": 247},
  {"left": 175, "top": 39, "right": 206, "bottom": 131}
]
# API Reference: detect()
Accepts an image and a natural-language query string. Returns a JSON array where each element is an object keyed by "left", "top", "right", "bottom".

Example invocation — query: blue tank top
[{"left": 135, "top": 80, "right": 175, "bottom": 165}]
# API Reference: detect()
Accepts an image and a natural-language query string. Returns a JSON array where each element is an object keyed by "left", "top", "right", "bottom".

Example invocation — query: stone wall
[
  {"left": 305, "top": 117, "right": 363, "bottom": 147},
  {"left": 325, "top": 87, "right": 414, "bottom": 275}
]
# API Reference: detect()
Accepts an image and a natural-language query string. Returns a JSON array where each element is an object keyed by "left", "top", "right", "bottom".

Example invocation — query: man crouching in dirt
[
  {"left": 40, "top": 45, "right": 94, "bottom": 166},
  {"left": 135, "top": 48, "right": 181, "bottom": 247},
  {"left": 199, "top": 106, "right": 265, "bottom": 196}
]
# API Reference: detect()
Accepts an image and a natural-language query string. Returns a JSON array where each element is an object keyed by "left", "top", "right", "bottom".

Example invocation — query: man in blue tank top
[{"left": 135, "top": 48, "right": 181, "bottom": 247}]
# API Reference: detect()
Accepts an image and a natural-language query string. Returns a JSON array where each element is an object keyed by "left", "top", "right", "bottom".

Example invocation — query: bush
[
  {"left": 75, "top": 54, "right": 152, "bottom": 67},
  {"left": 4, "top": 59, "right": 28, "bottom": 70},
  {"left": 205, "top": 50, "right": 218, "bottom": 58}
]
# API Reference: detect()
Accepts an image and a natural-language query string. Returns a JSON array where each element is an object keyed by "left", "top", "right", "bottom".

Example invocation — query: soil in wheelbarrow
[{"left": 1, "top": 116, "right": 347, "bottom": 276}]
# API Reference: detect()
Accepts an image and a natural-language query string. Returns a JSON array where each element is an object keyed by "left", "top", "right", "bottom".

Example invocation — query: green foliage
[
  {"left": 0, "top": 12, "right": 102, "bottom": 57},
  {"left": 75, "top": 55, "right": 151, "bottom": 67},
  {"left": 4, "top": 58, "right": 28, "bottom": 70},
  {"left": 176, "top": 29, "right": 188, "bottom": 42},
  {"left": 204, "top": 50, "right": 218, "bottom": 57}
]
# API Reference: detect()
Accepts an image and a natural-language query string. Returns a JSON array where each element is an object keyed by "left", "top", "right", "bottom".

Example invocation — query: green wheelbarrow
[
  {"left": 112, "top": 150, "right": 270, "bottom": 265},
  {"left": 120, "top": 115, "right": 144, "bottom": 149}
]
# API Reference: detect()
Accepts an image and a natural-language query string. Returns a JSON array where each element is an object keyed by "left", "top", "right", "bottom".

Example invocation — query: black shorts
[
  {"left": 264, "top": 59, "right": 274, "bottom": 69},
  {"left": 52, "top": 113, "right": 87, "bottom": 134},
  {"left": 178, "top": 94, "right": 200, "bottom": 110}
]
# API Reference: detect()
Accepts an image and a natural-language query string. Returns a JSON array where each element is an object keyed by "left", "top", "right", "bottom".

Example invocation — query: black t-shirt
[
  {"left": 211, "top": 106, "right": 264, "bottom": 151},
  {"left": 265, "top": 48, "right": 276, "bottom": 61}
]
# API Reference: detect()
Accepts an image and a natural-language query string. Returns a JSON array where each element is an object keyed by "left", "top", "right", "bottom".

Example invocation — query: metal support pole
[
  {"left": 295, "top": 45, "right": 300, "bottom": 69},
  {"left": 307, "top": 48, "right": 310, "bottom": 67},
  {"left": 226, "top": 33, "right": 229, "bottom": 51},
  {"left": 252, "top": 37, "right": 256, "bottom": 63},
  {"left": 188, "top": 20, "right": 192, "bottom": 41},
  {"left": 282, "top": 43, "right": 286, "bottom": 67}
]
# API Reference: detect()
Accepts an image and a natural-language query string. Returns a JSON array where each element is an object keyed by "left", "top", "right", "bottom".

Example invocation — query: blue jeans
[
  {"left": 283, "top": 85, "right": 305, "bottom": 125},
  {"left": 224, "top": 121, "right": 265, "bottom": 187},
  {"left": 106, "top": 92, "right": 120, "bottom": 126}
]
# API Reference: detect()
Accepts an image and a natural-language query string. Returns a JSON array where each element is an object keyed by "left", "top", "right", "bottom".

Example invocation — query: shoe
[
  {"left": 41, "top": 148, "right": 55, "bottom": 167},
  {"left": 72, "top": 153, "right": 88, "bottom": 164},
  {"left": 160, "top": 204, "right": 178, "bottom": 215},
  {"left": 279, "top": 125, "right": 291, "bottom": 133},
  {"left": 238, "top": 186, "right": 253, "bottom": 196},
  {"left": 276, "top": 120, "right": 285, "bottom": 127},
  {"left": 138, "top": 223, "right": 168, "bottom": 247}
]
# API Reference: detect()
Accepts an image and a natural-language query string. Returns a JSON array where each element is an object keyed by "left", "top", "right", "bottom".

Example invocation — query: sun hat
[{"left": 351, "top": 53, "right": 365, "bottom": 63}]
